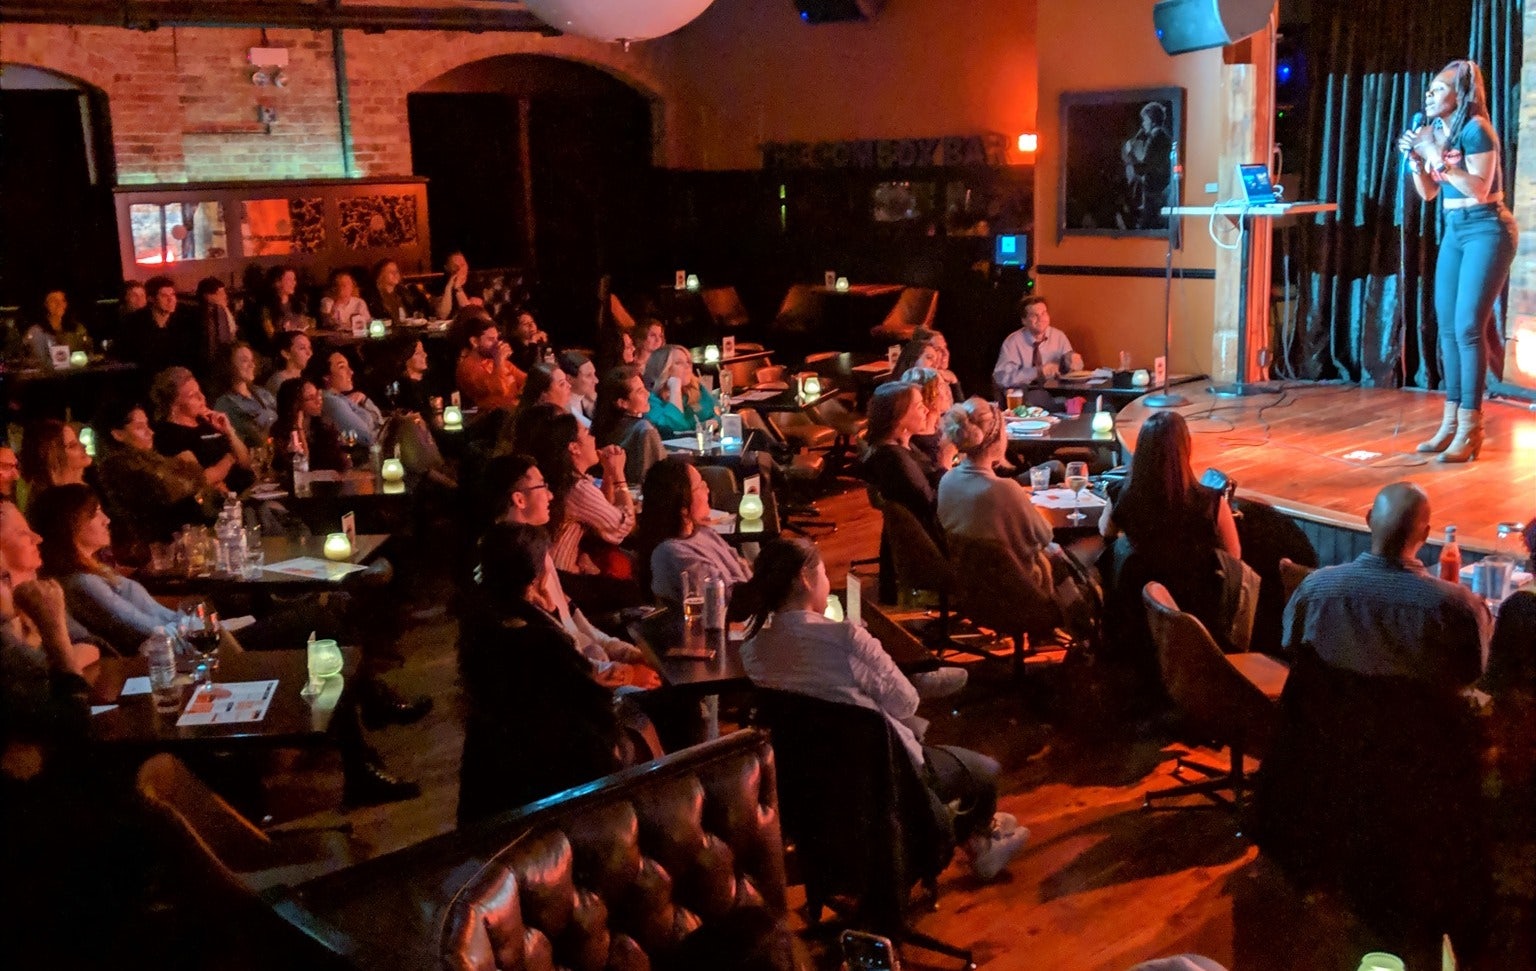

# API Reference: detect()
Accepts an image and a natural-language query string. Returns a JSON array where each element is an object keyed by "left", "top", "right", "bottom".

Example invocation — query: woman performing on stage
[{"left": 1399, "top": 59, "right": 1517, "bottom": 463}]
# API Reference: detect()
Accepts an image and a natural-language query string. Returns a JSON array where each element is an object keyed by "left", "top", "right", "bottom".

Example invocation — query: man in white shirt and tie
[{"left": 992, "top": 295, "right": 1082, "bottom": 396}]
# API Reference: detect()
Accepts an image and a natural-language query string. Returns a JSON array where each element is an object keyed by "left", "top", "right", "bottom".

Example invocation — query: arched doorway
[
  {"left": 408, "top": 55, "right": 653, "bottom": 336},
  {"left": 0, "top": 65, "right": 118, "bottom": 308}
]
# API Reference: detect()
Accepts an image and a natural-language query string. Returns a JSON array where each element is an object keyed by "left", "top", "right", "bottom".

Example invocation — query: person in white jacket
[{"left": 737, "top": 537, "right": 1028, "bottom": 881}]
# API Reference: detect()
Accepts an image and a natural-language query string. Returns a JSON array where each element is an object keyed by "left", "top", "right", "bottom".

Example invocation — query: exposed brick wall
[{"left": 0, "top": 23, "right": 681, "bottom": 184}]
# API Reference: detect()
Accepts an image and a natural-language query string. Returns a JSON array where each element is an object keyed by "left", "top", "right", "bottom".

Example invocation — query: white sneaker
[
  {"left": 911, "top": 667, "right": 968, "bottom": 700},
  {"left": 966, "top": 824, "right": 1030, "bottom": 881}
]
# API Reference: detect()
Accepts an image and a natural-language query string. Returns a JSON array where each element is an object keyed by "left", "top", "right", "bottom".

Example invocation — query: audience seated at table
[
  {"left": 495, "top": 454, "right": 659, "bottom": 691},
  {"left": 211, "top": 342, "right": 277, "bottom": 449},
  {"left": 149, "top": 367, "right": 254, "bottom": 493},
  {"left": 637, "top": 319, "right": 667, "bottom": 361},
  {"left": 28, "top": 484, "right": 184, "bottom": 656},
  {"left": 270, "top": 378, "right": 351, "bottom": 475},
  {"left": 17, "top": 418, "right": 92, "bottom": 505},
  {"left": 318, "top": 269, "right": 370, "bottom": 332},
  {"left": 892, "top": 331, "right": 943, "bottom": 387},
  {"left": 112, "top": 278, "right": 147, "bottom": 343},
  {"left": 0, "top": 445, "right": 18, "bottom": 502},
  {"left": 454, "top": 309, "right": 524, "bottom": 410},
  {"left": 1258, "top": 482, "right": 1491, "bottom": 961},
  {"left": 558, "top": 351, "right": 598, "bottom": 428},
  {"left": 594, "top": 364, "right": 666, "bottom": 486},
  {"left": 899, "top": 366, "right": 958, "bottom": 474},
  {"left": 738, "top": 538, "right": 1028, "bottom": 881},
  {"left": 0, "top": 499, "right": 102, "bottom": 667},
  {"left": 307, "top": 348, "right": 383, "bottom": 448},
  {"left": 992, "top": 295, "right": 1083, "bottom": 396},
  {"left": 501, "top": 307, "right": 550, "bottom": 374},
  {"left": 22, "top": 289, "right": 93, "bottom": 367},
  {"left": 637, "top": 457, "right": 750, "bottom": 608},
  {"left": 366, "top": 336, "right": 435, "bottom": 422},
  {"left": 456, "top": 522, "right": 628, "bottom": 826},
  {"left": 522, "top": 407, "right": 636, "bottom": 580},
  {"left": 94, "top": 400, "right": 218, "bottom": 557},
  {"left": 368, "top": 258, "right": 429, "bottom": 324},
  {"left": 516, "top": 360, "right": 573, "bottom": 416},
  {"left": 432, "top": 251, "right": 478, "bottom": 319},
  {"left": 861, "top": 381, "right": 944, "bottom": 602},
  {"left": 911, "top": 325, "right": 964, "bottom": 399},
  {"left": 0, "top": 565, "right": 154, "bottom": 967},
  {"left": 253, "top": 265, "right": 310, "bottom": 349},
  {"left": 193, "top": 277, "right": 239, "bottom": 378},
  {"left": 937, "top": 397, "right": 1089, "bottom": 631},
  {"left": 593, "top": 324, "right": 637, "bottom": 375},
  {"left": 115, "top": 276, "right": 199, "bottom": 376},
  {"left": 1097, "top": 411, "right": 1245, "bottom": 686},
  {"left": 643, "top": 343, "right": 719, "bottom": 436},
  {"left": 263, "top": 330, "right": 312, "bottom": 395}
]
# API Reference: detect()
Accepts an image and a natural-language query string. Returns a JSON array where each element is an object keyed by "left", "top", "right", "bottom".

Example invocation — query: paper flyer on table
[
  {"left": 1029, "top": 487, "right": 1108, "bottom": 510},
  {"left": 177, "top": 680, "right": 278, "bottom": 726},
  {"left": 263, "top": 556, "right": 366, "bottom": 581}
]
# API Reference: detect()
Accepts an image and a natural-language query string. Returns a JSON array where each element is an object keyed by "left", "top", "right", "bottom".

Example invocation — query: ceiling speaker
[
  {"left": 1152, "top": 0, "right": 1271, "bottom": 55},
  {"left": 793, "top": 0, "right": 885, "bottom": 24}
]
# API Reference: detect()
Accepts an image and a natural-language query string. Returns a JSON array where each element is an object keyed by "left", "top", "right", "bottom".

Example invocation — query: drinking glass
[
  {"left": 180, "top": 602, "right": 226, "bottom": 694},
  {"left": 719, "top": 371, "right": 734, "bottom": 400},
  {"left": 1006, "top": 388, "right": 1024, "bottom": 412},
  {"left": 1028, "top": 465, "right": 1052, "bottom": 492},
  {"left": 1065, "top": 461, "right": 1090, "bottom": 524},
  {"left": 242, "top": 525, "right": 265, "bottom": 579}
]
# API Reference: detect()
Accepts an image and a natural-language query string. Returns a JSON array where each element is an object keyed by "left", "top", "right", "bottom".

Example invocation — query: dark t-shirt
[
  {"left": 1438, "top": 115, "right": 1501, "bottom": 200},
  {"left": 154, "top": 419, "right": 253, "bottom": 492}
]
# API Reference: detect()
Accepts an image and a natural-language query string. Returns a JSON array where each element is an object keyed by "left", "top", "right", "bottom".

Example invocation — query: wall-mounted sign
[{"left": 762, "top": 133, "right": 1010, "bottom": 170}]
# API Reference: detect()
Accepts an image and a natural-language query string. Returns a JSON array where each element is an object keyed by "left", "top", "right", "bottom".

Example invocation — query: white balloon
[{"left": 522, "top": 0, "right": 717, "bottom": 43}]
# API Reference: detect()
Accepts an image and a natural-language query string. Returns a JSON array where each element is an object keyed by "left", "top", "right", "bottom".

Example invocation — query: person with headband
[{"left": 1400, "top": 59, "right": 1517, "bottom": 463}]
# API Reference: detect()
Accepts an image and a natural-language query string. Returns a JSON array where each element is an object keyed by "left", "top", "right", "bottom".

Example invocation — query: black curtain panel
[{"left": 1275, "top": 0, "right": 1520, "bottom": 389}]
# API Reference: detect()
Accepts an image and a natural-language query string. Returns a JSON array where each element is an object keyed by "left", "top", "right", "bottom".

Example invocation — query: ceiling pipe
[{"left": 0, "top": 1, "right": 557, "bottom": 34}]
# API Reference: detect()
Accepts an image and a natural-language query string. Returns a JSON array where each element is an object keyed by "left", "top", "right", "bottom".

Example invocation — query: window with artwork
[{"left": 129, "top": 202, "right": 227, "bottom": 265}]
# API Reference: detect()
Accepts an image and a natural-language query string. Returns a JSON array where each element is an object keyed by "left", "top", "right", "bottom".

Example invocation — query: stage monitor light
[{"left": 993, "top": 233, "right": 1030, "bottom": 269}]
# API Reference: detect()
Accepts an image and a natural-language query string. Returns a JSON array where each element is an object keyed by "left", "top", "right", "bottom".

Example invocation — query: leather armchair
[{"left": 275, "top": 731, "right": 786, "bottom": 971}]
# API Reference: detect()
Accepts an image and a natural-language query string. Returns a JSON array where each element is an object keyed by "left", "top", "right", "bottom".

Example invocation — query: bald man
[{"left": 1282, "top": 481, "right": 1490, "bottom": 687}]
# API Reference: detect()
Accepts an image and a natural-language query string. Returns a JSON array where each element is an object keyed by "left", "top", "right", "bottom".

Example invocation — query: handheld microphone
[
  {"left": 1403, "top": 111, "right": 1425, "bottom": 157},
  {"left": 1170, "top": 139, "right": 1181, "bottom": 177}
]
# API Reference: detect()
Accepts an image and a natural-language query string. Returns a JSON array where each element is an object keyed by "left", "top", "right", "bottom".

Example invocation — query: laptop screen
[{"left": 1237, "top": 163, "right": 1278, "bottom": 204}]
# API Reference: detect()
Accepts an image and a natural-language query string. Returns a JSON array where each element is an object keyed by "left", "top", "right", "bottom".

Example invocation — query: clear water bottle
[
  {"left": 291, "top": 430, "right": 311, "bottom": 497},
  {"left": 142, "top": 627, "right": 181, "bottom": 714}
]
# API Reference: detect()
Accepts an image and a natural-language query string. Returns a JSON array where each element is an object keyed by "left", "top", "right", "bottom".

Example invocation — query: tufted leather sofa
[{"left": 272, "top": 730, "right": 785, "bottom": 970}]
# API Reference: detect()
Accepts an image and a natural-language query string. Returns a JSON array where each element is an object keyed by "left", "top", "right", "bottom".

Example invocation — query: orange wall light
[{"left": 1017, "top": 132, "right": 1039, "bottom": 153}]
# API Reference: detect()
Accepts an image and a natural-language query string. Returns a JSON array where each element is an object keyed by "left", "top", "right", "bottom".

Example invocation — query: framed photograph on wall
[{"left": 1058, "top": 87, "right": 1184, "bottom": 240}]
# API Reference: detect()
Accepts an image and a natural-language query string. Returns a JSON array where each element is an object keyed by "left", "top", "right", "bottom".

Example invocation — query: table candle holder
[
  {"left": 442, "top": 405, "right": 463, "bottom": 430},
  {"left": 380, "top": 457, "right": 405, "bottom": 482},
  {"left": 323, "top": 532, "right": 352, "bottom": 560},
  {"left": 69, "top": 350, "right": 89, "bottom": 367}
]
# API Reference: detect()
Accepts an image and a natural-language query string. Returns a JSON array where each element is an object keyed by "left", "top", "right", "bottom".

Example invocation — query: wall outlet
[
  {"left": 256, "top": 105, "right": 278, "bottom": 124},
  {"left": 1205, "top": 182, "right": 1219, "bottom": 194}
]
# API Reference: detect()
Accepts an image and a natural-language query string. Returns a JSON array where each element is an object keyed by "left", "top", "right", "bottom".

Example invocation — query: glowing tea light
[
  {"left": 703, "top": 344, "right": 721, "bottom": 363},
  {"left": 69, "top": 350, "right": 89, "bottom": 368},
  {"left": 802, "top": 375, "right": 822, "bottom": 396},
  {"left": 323, "top": 532, "right": 353, "bottom": 561},
  {"left": 834, "top": 276, "right": 850, "bottom": 292},
  {"left": 442, "top": 405, "right": 464, "bottom": 430},
  {"left": 685, "top": 273, "right": 700, "bottom": 292},
  {"left": 1131, "top": 369, "right": 1151, "bottom": 388},
  {"left": 1355, "top": 954, "right": 1405, "bottom": 971},
  {"left": 380, "top": 457, "right": 405, "bottom": 482},
  {"left": 738, "top": 493, "right": 764, "bottom": 522},
  {"left": 368, "top": 319, "right": 387, "bottom": 338},
  {"left": 1092, "top": 410, "right": 1114, "bottom": 435}
]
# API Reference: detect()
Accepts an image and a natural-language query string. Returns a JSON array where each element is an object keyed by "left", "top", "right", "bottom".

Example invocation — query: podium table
[{"left": 1162, "top": 202, "right": 1338, "bottom": 396}]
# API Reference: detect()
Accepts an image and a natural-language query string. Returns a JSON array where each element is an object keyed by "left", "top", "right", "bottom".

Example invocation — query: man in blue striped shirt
[{"left": 1283, "top": 481, "right": 1490, "bottom": 687}]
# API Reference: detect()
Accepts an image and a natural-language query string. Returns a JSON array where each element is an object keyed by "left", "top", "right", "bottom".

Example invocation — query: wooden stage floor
[{"left": 1116, "top": 383, "right": 1536, "bottom": 554}]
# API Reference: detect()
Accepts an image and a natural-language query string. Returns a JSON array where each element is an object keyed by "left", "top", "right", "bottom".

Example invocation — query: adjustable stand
[
  {"left": 1162, "top": 201, "right": 1338, "bottom": 396},
  {"left": 1145, "top": 156, "right": 1188, "bottom": 409}
]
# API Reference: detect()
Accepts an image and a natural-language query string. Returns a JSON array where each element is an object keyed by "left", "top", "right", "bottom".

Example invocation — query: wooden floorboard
[{"left": 1117, "top": 383, "right": 1536, "bottom": 553}]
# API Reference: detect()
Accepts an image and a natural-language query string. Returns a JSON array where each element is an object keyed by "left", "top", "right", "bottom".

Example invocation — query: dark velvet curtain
[{"left": 1276, "top": 0, "right": 1521, "bottom": 388}]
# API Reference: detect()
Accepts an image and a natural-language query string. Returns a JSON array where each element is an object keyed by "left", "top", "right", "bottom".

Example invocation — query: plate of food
[
  {"left": 1005, "top": 405, "right": 1052, "bottom": 421},
  {"left": 1006, "top": 419, "right": 1053, "bottom": 437}
]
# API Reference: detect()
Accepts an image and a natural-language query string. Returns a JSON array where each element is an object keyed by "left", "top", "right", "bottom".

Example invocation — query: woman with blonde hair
[
  {"left": 643, "top": 344, "right": 718, "bottom": 436},
  {"left": 900, "top": 365, "right": 957, "bottom": 471},
  {"left": 937, "top": 396, "right": 1086, "bottom": 625}
]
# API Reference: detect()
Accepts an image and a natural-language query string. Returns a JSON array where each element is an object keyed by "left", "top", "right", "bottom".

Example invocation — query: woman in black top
[
  {"left": 860, "top": 380, "right": 944, "bottom": 602},
  {"left": 270, "top": 378, "right": 350, "bottom": 475},
  {"left": 456, "top": 523, "right": 621, "bottom": 826},
  {"left": 148, "top": 367, "right": 254, "bottom": 494}
]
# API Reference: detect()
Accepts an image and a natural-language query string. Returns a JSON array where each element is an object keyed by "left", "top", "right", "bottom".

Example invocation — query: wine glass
[
  {"left": 1065, "top": 461, "right": 1090, "bottom": 524},
  {"left": 181, "top": 602, "right": 227, "bottom": 695}
]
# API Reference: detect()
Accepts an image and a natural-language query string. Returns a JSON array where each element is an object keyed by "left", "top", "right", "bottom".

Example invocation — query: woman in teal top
[
  {"left": 641, "top": 344, "right": 718, "bottom": 436},
  {"left": 1400, "top": 59, "right": 1517, "bottom": 464}
]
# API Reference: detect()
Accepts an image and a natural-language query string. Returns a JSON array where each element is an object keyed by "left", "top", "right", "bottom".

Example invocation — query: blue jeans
[{"left": 1434, "top": 203, "right": 1517, "bottom": 410}]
